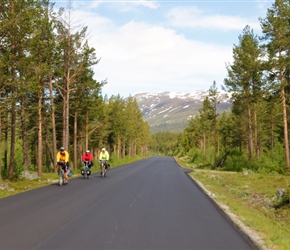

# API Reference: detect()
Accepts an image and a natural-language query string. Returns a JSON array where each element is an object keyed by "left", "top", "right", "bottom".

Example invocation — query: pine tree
[
  {"left": 259, "top": 0, "right": 290, "bottom": 171},
  {"left": 209, "top": 81, "right": 219, "bottom": 162},
  {"left": 224, "top": 25, "right": 263, "bottom": 160},
  {"left": 199, "top": 97, "right": 215, "bottom": 165}
]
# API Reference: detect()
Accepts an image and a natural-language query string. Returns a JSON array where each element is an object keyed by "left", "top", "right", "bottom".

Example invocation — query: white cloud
[
  {"left": 72, "top": 0, "right": 159, "bottom": 12},
  {"left": 132, "top": 0, "right": 159, "bottom": 9},
  {"left": 87, "top": 18, "right": 232, "bottom": 96},
  {"left": 167, "top": 6, "right": 261, "bottom": 31},
  {"left": 65, "top": 5, "right": 241, "bottom": 97}
]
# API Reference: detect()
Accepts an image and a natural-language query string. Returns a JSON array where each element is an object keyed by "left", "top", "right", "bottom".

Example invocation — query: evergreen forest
[
  {"left": 0, "top": 0, "right": 151, "bottom": 180},
  {"left": 1, "top": 0, "right": 290, "bottom": 182},
  {"left": 151, "top": 0, "right": 290, "bottom": 175}
]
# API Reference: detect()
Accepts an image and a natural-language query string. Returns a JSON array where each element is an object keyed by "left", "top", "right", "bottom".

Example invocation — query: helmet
[
  {"left": 86, "top": 150, "right": 90, "bottom": 153},
  {"left": 60, "top": 147, "right": 65, "bottom": 151},
  {"left": 102, "top": 148, "right": 105, "bottom": 151}
]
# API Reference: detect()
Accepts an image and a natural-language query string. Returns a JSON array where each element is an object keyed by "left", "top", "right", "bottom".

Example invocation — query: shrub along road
[{"left": 0, "top": 156, "right": 258, "bottom": 250}]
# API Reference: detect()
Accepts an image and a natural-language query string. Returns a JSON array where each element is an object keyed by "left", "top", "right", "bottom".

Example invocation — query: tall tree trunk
[
  {"left": 271, "top": 113, "right": 275, "bottom": 157},
  {"left": 8, "top": 100, "right": 16, "bottom": 180},
  {"left": 20, "top": 96, "right": 29, "bottom": 171},
  {"left": 74, "top": 111, "right": 77, "bottom": 171},
  {"left": 62, "top": 87, "right": 68, "bottom": 149},
  {"left": 4, "top": 117, "right": 8, "bottom": 172},
  {"left": 133, "top": 138, "right": 136, "bottom": 157},
  {"left": 117, "top": 134, "right": 121, "bottom": 159},
  {"left": 213, "top": 100, "right": 217, "bottom": 162},
  {"left": 49, "top": 77, "right": 57, "bottom": 171},
  {"left": 8, "top": 0, "right": 16, "bottom": 180},
  {"left": 247, "top": 103, "right": 253, "bottom": 160},
  {"left": 253, "top": 106, "right": 259, "bottom": 158},
  {"left": 128, "top": 141, "right": 132, "bottom": 157},
  {"left": 44, "top": 115, "right": 53, "bottom": 171},
  {"left": 63, "top": 10, "right": 72, "bottom": 152},
  {"left": 217, "top": 138, "right": 220, "bottom": 157},
  {"left": 281, "top": 85, "right": 290, "bottom": 170},
  {"left": 65, "top": 80, "right": 70, "bottom": 150},
  {"left": 37, "top": 91, "right": 43, "bottom": 176},
  {"left": 122, "top": 141, "right": 126, "bottom": 158},
  {"left": 85, "top": 112, "right": 89, "bottom": 149}
]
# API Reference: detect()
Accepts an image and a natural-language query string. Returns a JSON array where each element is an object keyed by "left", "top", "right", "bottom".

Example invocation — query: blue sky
[{"left": 54, "top": 0, "right": 273, "bottom": 98}]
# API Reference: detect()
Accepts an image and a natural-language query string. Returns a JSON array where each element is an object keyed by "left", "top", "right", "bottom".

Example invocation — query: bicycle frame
[
  {"left": 100, "top": 160, "right": 108, "bottom": 177},
  {"left": 57, "top": 162, "right": 67, "bottom": 186}
]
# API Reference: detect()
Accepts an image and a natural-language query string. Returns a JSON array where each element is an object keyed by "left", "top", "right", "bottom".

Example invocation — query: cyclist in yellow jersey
[
  {"left": 99, "top": 148, "right": 109, "bottom": 176},
  {"left": 56, "top": 147, "right": 70, "bottom": 180}
]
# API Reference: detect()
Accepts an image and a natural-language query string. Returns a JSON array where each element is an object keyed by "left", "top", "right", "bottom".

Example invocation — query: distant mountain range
[{"left": 133, "top": 90, "right": 232, "bottom": 133}]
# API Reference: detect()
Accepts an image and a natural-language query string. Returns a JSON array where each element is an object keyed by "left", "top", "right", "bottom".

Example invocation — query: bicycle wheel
[
  {"left": 101, "top": 164, "right": 105, "bottom": 177},
  {"left": 59, "top": 169, "right": 64, "bottom": 186}
]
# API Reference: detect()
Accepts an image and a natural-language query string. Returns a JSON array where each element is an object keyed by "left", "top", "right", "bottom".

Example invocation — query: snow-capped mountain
[{"left": 133, "top": 90, "right": 232, "bottom": 133}]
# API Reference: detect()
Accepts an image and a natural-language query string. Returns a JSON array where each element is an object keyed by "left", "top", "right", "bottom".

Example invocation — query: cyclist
[
  {"left": 99, "top": 148, "right": 109, "bottom": 175},
  {"left": 82, "top": 150, "right": 93, "bottom": 169},
  {"left": 56, "top": 147, "right": 70, "bottom": 181}
]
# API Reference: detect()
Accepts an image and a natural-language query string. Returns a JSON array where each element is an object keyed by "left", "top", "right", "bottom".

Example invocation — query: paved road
[{"left": 0, "top": 156, "right": 258, "bottom": 250}]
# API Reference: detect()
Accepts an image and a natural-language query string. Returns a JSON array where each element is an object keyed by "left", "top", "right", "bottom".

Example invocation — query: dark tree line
[{"left": 0, "top": 0, "right": 150, "bottom": 180}]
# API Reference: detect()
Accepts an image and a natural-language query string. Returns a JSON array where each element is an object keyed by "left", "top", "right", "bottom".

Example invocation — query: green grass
[
  {"left": 0, "top": 173, "right": 59, "bottom": 198},
  {"left": 175, "top": 156, "right": 290, "bottom": 250}
]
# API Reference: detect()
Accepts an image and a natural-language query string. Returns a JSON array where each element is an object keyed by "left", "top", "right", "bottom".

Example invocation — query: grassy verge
[
  {"left": 0, "top": 172, "right": 59, "bottom": 198},
  {"left": 175, "top": 156, "right": 290, "bottom": 250}
]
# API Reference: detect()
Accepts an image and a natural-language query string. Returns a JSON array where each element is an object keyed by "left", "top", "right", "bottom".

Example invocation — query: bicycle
[
  {"left": 81, "top": 161, "right": 91, "bottom": 179},
  {"left": 56, "top": 161, "right": 68, "bottom": 186},
  {"left": 100, "top": 160, "right": 109, "bottom": 177}
]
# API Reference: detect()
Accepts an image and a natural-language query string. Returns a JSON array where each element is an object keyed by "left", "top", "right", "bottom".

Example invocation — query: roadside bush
[
  {"left": 183, "top": 146, "right": 289, "bottom": 174},
  {"left": 223, "top": 151, "right": 248, "bottom": 172},
  {"left": 0, "top": 140, "right": 24, "bottom": 179},
  {"left": 222, "top": 149, "right": 287, "bottom": 174},
  {"left": 257, "top": 157, "right": 286, "bottom": 174},
  {"left": 188, "top": 148, "right": 204, "bottom": 165}
]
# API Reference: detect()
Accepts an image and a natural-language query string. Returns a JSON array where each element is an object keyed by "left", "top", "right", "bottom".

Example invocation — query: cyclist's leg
[
  {"left": 62, "top": 165, "right": 68, "bottom": 180},
  {"left": 101, "top": 161, "right": 105, "bottom": 175},
  {"left": 65, "top": 162, "right": 69, "bottom": 179},
  {"left": 57, "top": 162, "right": 63, "bottom": 176}
]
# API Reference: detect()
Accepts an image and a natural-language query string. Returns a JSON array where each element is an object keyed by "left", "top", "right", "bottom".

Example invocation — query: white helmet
[
  {"left": 102, "top": 148, "right": 105, "bottom": 151},
  {"left": 86, "top": 150, "right": 90, "bottom": 153}
]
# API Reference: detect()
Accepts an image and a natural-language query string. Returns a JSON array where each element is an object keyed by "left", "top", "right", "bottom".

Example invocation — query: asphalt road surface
[{"left": 0, "top": 156, "right": 258, "bottom": 250}]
